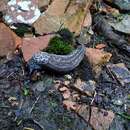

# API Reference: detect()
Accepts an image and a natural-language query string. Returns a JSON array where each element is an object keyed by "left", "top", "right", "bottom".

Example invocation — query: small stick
[
  {"left": 29, "top": 95, "right": 41, "bottom": 114},
  {"left": 33, "top": 119, "right": 45, "bottom": 130},
  {"left": 90, "top": 91, "right": 97, "bottom": 105}
]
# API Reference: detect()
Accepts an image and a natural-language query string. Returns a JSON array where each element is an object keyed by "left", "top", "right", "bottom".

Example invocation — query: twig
[
  {"left": 90, "top": 91, "right": 97, "bottom": 105},
  {"left": 29, "top": 95, "right": 41, "bottom": 114},
  {"left": 0, "top": 105, "right": 10, "bottom": 108},
  {"left": 33, "top": 119, "right": 45, "bottom": 130}
]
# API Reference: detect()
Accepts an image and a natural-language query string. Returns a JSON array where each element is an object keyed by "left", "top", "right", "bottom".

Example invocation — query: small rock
[
  {"left": 112, "top": 99, "right": 124, "bottom": 106},
  {"left": 105, "top": 0, "right": 130, "bottom": 11},
  {"left": 64, "top": 74, "right": 72, "bottom": 80},
  {"left": 4, "top": 0, "right": 41, "bottom": 25},
  {"left": 8, "top": 97, "right": 19, "bottom": 107},
  {"left": 33, "top": 0, "right": 92, "bottom": 35},
  {"left": 8, "top": 97, "right": 17, "bottom": 102},
  {"left": 74, "top": 78, "right": 96, "bottom": 96},
  {"left": 107, "top": 14, "right": 130, "bottom": 34},
  {"left": 106, "top": 63, "right": 130, "bottom": 86}
]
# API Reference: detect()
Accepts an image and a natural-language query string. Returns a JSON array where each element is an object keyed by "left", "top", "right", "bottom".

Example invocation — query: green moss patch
[{"left": 45, "top": 36, "right": 74, "bottom": 55}]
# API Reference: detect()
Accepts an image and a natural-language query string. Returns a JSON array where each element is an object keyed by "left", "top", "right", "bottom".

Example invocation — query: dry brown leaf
[
  {"left": 21, "top": 34, "right": 54, "bottom": 61},
  {"left": 86, "top": 48, "right": 112, "bottom": 67},
  {"left": 86, "top": 48, "right": 112, "bottom": 78},
  {"left": 77, "top": 105, "right": 115, "bottom": 130},
  {"left": 0, "top": 23, "right": 21, "bottom": 57}
]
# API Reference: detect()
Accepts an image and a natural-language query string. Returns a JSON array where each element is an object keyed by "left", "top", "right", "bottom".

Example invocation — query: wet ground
[
  {"left": 0, "top": 54, "right": 92, "bottom": 130},
  {"left": 0, "top": 32, "right": 130, "bottom": 130}
]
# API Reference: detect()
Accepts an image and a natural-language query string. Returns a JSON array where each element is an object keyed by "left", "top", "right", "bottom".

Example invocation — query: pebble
[
  {"left": 64, "top": 74, "right": 72, "bottom": 80},
  {"left": 4, "top": 0, "right": 41, "bottom": 25},
  {"left": 112, "top": 99, "right": 124, "bottom": 106}
]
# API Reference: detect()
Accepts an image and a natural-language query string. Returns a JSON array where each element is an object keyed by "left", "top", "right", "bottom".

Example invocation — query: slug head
[{"left": 32, "top": 52, "right": 50, "bottom": 65}]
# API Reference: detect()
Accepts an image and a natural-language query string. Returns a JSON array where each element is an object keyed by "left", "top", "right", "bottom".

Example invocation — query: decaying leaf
[
  {"left": 86, "top": 48, "right": 112, "bottom": 77},
  {"left": 21, "top": 34, "right": 54, "bottom": 61},
  {"left": 76, "top": 105, "right": 115, "bottom": 130},
  {"left": 0, "top": 23, "right": 21, "bottom": 57}
]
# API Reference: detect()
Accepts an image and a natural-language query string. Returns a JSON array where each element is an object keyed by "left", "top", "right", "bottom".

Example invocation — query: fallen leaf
[
  {"left": 76, "top": 105, "right": 115, "bottom": 130},
  {"left": 86, "top": 48, "right": 112, "bottom": 67},
  {"left": 86, "top": 48, "right": 112, "bottom": 78},
  {"left": 21, "top": 34, "right": 54, "bottom": 61},
  {"left": 0, "top": 23, "right": 21, "bottom": 57},
  {"left": 95, "top": 43, "right": 106, "bottom": 49}
]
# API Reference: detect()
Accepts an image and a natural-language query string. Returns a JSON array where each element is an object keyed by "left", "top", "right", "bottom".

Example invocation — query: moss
[
  {"left": 45, "top": 36, "right": 74, "bottom": 55},
  {"left": 58, "top": 28, "right": 74, "bottom": 44}
]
